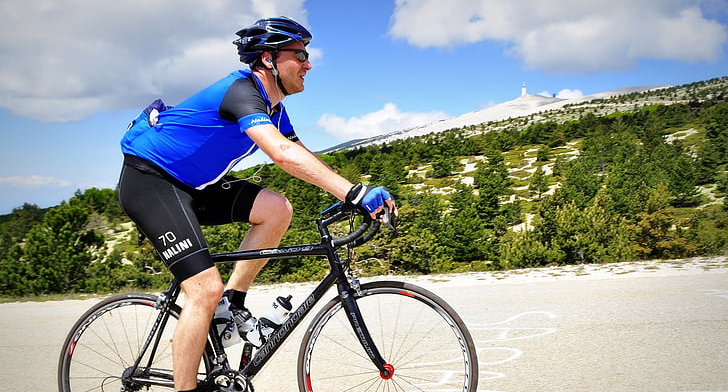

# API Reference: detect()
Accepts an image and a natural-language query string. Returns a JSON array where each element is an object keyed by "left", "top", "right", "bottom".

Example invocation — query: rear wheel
[
  {"left": 58, "top": 293, "right": 212, "bottom": 391},
  {"left": 298, "top": 281, "right": 478, "bottom": 392}
]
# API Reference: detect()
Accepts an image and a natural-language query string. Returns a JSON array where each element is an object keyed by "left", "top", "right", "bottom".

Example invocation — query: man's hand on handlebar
[{"left": 345, "top": 182, "right": 398, "bottom": 223}]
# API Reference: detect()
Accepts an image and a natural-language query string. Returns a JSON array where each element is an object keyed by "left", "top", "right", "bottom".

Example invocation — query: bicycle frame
[{"left": 130, "top": 211, "right": 390, "bottom": 388}]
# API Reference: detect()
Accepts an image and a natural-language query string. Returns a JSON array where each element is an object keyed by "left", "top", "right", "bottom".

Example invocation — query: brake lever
[{"left": 381, "top": 206, "right": 398, "bottom": 234}]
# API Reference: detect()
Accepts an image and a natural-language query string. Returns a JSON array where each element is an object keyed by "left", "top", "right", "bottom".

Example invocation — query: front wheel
[{"left": 298, "top": 281, "right": 478, "bottom": 392}]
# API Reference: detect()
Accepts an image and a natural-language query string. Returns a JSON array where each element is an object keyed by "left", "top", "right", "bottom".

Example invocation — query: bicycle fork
[
  {"left": 337, "top": 279, "right": 394, "bottom": 379},
  {"left": 317, "top": 214, "right": 393, "bottom": 379}
]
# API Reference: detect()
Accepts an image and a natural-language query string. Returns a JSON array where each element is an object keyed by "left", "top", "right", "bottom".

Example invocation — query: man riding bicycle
[{"left": 117, "top": 16, "right": 396, "bottom": 392}]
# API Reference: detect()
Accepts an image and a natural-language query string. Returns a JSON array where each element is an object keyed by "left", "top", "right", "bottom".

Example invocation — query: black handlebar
[{"left": 319, "top": 202, "right": 394, "bottom": 247}]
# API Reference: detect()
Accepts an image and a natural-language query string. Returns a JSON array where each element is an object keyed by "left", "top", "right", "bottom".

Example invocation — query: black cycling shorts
[{"left": 118, "top": 155, "right": 263, "bottom": 281}]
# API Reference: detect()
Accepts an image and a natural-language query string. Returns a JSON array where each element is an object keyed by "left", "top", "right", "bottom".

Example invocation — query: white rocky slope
[{"left": 325, "top": 85, "right": 668, "bottom": 152}]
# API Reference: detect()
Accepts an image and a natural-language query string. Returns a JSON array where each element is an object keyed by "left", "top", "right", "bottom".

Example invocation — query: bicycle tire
[
  {"left": 297, "top": 281, "right": 478, "bottom": 392},
  {"left": 58, "top": 293, "right": 212, "bottom": 392}
]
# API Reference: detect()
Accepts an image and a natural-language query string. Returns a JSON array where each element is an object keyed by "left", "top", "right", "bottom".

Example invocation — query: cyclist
[{"left": 117, "top": 16, "right": 397, "bottom": 392}]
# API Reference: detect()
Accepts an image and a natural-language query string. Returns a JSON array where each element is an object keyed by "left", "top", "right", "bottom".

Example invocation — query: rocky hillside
[{"left": 324, "top": 78, "right": 726, "bottom": 152}]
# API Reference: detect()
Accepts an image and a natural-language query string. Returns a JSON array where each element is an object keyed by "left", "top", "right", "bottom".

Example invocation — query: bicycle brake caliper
[
  {"left": 155, "top": 291, "right": 167, "bottom": 310},
  {"left": 345, "top": 245, "right": 364, "bottom": 297},
  {"left": 351, "top": 277, "right": 363, "bottom": 297}
]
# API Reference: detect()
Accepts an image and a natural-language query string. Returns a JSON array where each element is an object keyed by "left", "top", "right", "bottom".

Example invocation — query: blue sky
[{"left": 1, "top": 0, "right": 727, "bottom": 214}]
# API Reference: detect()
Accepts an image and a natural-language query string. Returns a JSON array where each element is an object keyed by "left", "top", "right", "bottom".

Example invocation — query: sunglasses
[{"left": 277, "top": 48, "right": 309, "bottom": 62}]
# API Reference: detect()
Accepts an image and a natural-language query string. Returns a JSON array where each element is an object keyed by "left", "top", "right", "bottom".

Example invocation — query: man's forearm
[{"left": 271, "top": 141, "right": 353, "bottom": 200}]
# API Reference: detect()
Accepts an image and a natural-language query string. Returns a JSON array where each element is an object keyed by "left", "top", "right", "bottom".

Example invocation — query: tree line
[{"left": 1, "top": 83, "right": 727, "bottom": 297}]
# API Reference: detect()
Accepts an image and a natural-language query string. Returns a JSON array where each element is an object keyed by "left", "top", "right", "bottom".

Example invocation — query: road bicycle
[{"left": 58, "top": 202, "right": 479, "bottom": 392}]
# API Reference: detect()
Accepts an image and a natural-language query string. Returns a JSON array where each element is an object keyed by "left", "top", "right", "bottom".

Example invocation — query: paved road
[
  {"left": 449, "top": 270, "right": 728, "bottom": 392},
  {"left": 1, "top": 261, "right": 726, "bottom": 391}
]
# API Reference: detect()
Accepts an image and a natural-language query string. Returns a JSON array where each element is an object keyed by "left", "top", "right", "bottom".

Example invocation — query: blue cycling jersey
[{"left": 121, "top": 69, "right": 296, "bottom": 189}]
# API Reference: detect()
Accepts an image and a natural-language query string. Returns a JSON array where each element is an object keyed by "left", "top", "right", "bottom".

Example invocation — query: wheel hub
[{"left": 380, "top": 363, "right": 395, "bottom": 380}]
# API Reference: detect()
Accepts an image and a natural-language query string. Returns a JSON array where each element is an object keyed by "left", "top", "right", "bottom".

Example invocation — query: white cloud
[
  {"left": 555, "top": 89, "right": 584, "bottom": 99},
  {"left": 317, "top": 103, "right": 447, "bottom": 140},
  {"left": 0, "top": 0, "right": 308, "bottom": 122},
  {"left": 389, "top": 0, "right": 727, "bottom": 73},
  {"left": 536, "top": 89, "right": 583, "bottom": 99},
  {"left": 0, "top": 176, "right": 72, "bottom": 188}
]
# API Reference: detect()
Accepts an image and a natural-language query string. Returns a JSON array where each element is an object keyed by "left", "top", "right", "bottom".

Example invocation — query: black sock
[
  {"left": 225, "top": 289, "right": 247, "bottom": 309},
  {"left": 177, "top": 381, "right": 211, "bottom": 392}
]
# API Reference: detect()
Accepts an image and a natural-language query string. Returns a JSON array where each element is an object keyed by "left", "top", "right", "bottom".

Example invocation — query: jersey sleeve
[
  {"left": 220, "top": 76, "right": 298, "bottom": 142},
  {"left": 219, "top": 77, "right": 271, "bottom": 128}
]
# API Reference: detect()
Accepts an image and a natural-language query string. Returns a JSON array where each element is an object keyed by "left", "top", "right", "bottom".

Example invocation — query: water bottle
[
  {"left": 246, "top": 295, "right": 293, "bottom": 347},
  {"left": 213, "top": 296, "right": 241, "bottom": 348}
]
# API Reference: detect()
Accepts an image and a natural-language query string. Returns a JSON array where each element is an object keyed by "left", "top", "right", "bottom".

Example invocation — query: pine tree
[
  {"left": 474, "top": 150, "right": 512, "bottom": 223},
  {"left": 632, "top": 183, "right": 698, "bottom": 259},
  {"left": 21, "top": 201, "right": 105, "bottom": 294},
  {"left": 440, "top": 184, "right": 486, "bottom": 263},
  {"left": 529, "top": 166, "right": 548, "bottom": 201}
]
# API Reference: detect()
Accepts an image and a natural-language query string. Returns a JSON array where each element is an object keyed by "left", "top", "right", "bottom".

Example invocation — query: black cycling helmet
[{"left": 234, "top": 16, "right": 312, "bottom": 64}]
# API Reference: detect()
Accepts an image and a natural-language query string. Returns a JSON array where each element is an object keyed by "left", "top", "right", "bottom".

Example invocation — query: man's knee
[
  {"left": 181, "top": 267, "right": 224, "bottom": 307},
  {"left": 271, "top": 193, "right": 293, "bottom": 222},
  {"left": 251, "top": 190, "right": 293, "bottom": 225}
]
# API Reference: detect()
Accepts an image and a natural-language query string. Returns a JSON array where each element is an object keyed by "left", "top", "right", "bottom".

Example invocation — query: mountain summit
[{"left": 322, "top": 85, "right": 668, "bottom": 153}]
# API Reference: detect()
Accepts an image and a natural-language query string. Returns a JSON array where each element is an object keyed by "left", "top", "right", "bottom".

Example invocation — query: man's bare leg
[
  {"left": 226, "top": 189, "right": 293, "bottom": 292},
  {"left": 174, "top": 266, "right": 224, "bottom": 391}
]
